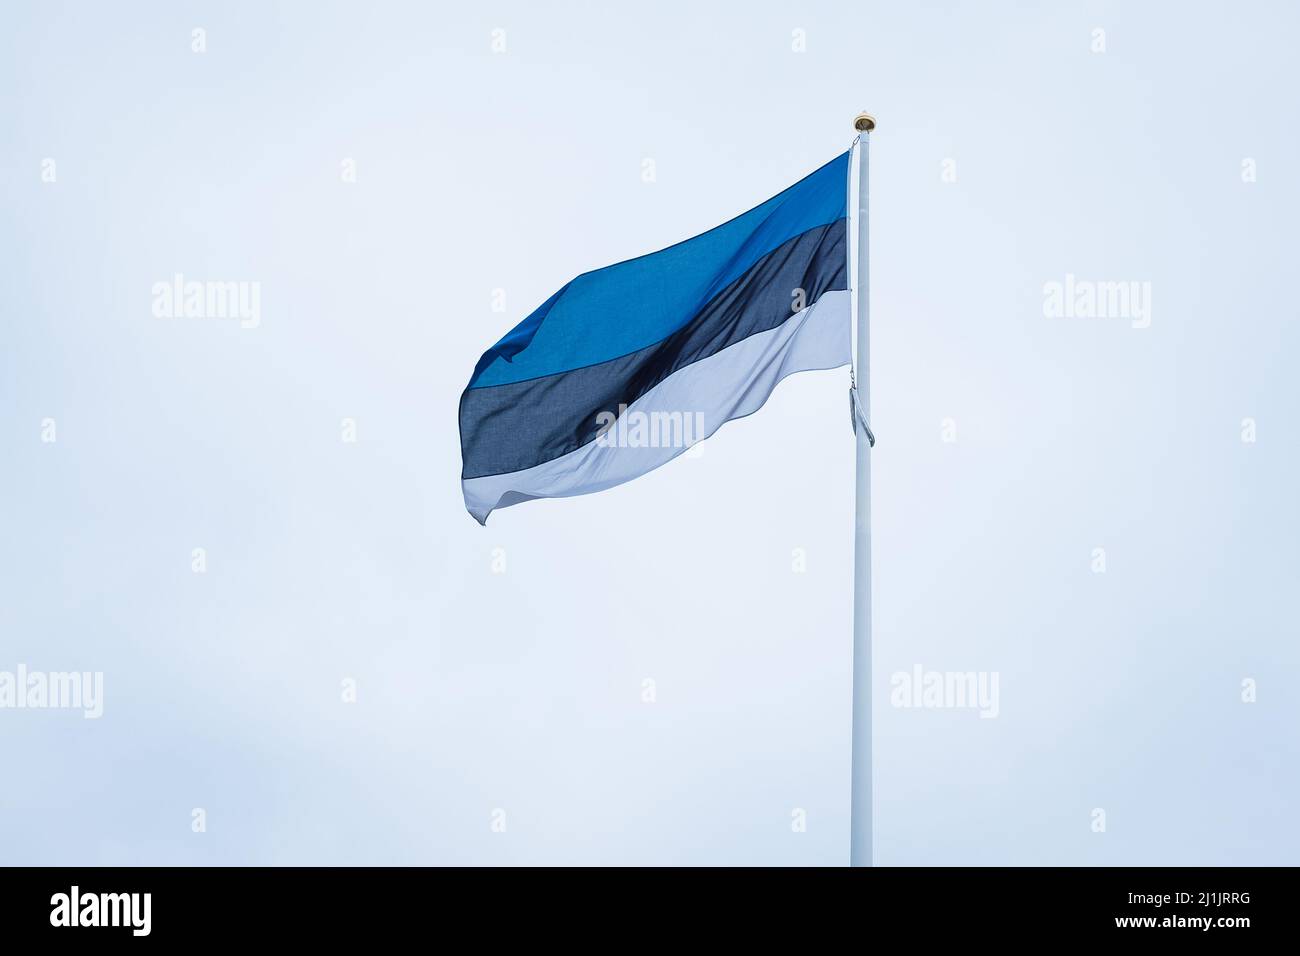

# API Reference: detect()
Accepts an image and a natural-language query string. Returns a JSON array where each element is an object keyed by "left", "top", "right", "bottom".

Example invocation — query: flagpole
[{"left": 849, "top": 111, "right": 875, "bottom": 867}]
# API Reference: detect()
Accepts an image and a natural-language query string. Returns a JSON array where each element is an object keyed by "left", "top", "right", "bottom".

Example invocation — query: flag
[{"left": 459, "top": 152, "right": 851, "bottom": 523}]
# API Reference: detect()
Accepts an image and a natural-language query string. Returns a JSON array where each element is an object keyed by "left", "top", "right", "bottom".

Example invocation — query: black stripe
[{"left": 460, "top": 219, "right": 847, "bottom": 479}]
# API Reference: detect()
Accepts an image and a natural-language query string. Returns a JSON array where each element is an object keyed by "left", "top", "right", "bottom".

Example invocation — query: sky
[{"left": 1, "top": 0, "right": 1297, "bottom": 865}]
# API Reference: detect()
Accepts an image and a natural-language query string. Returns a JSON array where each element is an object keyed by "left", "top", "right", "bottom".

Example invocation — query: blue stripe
[{"left": 467, "top": 152, "right": 849, "bottom": 389}]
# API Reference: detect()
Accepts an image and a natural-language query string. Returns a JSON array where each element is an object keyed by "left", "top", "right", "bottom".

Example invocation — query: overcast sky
[{"left": 2, "top": 0, "right": 1297, "bottom": 864}]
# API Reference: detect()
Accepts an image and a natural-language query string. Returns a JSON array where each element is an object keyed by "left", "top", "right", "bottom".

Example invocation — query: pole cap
[{"left": 853, "top": 112, "right": 877, "bottom": 133}]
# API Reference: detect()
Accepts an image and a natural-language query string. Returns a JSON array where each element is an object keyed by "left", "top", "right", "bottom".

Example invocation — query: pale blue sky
[{"left": 2, "top": 0, "right": 1297, "bottom": 865}]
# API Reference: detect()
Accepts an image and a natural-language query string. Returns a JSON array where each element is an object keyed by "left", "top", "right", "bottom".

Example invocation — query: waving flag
[{"left": 459, "top": 152, "right": 851, "bottom": 523}]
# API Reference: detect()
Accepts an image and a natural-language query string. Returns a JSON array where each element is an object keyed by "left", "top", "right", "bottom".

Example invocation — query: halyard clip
[{"left": 849, "top": 386, "right": 875, "bottom": 447}]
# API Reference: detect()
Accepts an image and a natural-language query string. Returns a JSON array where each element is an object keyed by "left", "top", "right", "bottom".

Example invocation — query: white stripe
[{"left": 463, "top": 289, "right": 850, "bottom": 523}]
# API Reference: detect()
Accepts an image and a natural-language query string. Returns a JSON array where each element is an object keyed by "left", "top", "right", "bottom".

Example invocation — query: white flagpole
[{"left": 849, "top": 111, "right": 875, "bottom": 867}]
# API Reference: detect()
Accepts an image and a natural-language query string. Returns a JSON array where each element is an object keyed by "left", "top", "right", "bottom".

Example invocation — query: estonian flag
[{"left": 460, "top": 152, "right": 851, "bottom": 523}]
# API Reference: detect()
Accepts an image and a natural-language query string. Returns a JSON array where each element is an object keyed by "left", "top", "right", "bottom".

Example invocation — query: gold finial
[{"left": 853, "top": 112, "right": 876, "bottom": 133}]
